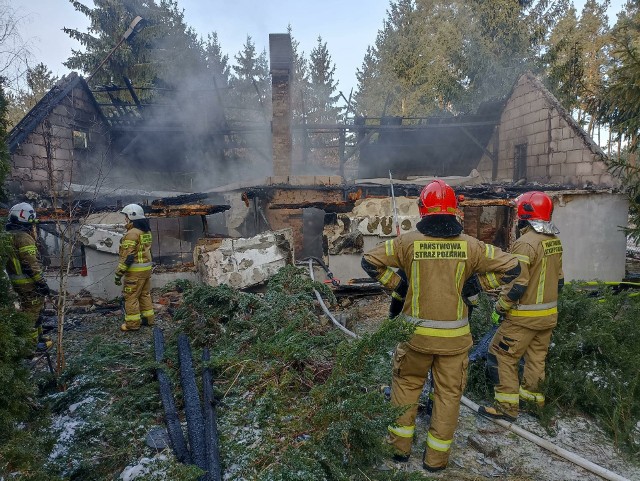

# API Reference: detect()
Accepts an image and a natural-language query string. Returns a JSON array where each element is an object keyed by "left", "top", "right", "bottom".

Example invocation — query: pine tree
[
  {"left": 230, "top": 36, "right": 271, "bottom": 120},
  {"left": 594, "top": 2, "right": 640, "bottom": 149},
  {"left": 7, "top": 63, "right": 58, "bottom": 128},
  {"left": 308, "top": 36, "right": 340, "bottom": 124},
  {"left": 0, "top": 77, "right": 34, "bottom": 442},
  {"left": 204, "top": 32, "right": 231, "bottom": 89},
  {"left": 544, "top": 5, "right": 582, "bottom": 111},
  {"left": 356, "top": 0, "right": 568, "bottom": 116},
  {"left": 63, "top": 0, "right": 205, "bottom": 89},
  {"left": 288, "top": 25, "right": 311, "bottom": 123}
]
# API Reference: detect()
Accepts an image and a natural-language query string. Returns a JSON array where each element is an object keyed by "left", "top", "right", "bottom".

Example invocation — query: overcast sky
[{"left": 10, "top": 0, "right": 628, "bottom": 97}]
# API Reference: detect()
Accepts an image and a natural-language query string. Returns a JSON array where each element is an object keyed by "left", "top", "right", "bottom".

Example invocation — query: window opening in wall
[
  {"left": 73, "top": 130, "right": 88, "bottom": 149},
  {"left": 514, "top": 143, "right": 527, "bottom": 181}
]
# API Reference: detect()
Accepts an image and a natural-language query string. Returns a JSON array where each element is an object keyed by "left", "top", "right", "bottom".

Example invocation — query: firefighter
[
  {"left": 5, "top": 202, "right": 52, "bottom": 348},
  {"left": 115, "top": 204, "right": 154, "bottom": 332},
  {"left": 362, "top": 180, "right": 521, "bottom": 471},
  {"left": 479, "top": 191, "right": 563, "bottom": 421}
]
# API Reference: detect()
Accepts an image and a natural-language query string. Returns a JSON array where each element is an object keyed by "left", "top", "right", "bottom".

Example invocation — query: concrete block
[
  {"left": 524, "top": 112, "right": 538, "bottom": 126},
  {"left": 530, "top": 166, "right": 548, "bottom": 180},
  {"left": 20, "top": 143, "right": 47, "bottom": 157},
  {"left": 328, "top": 175, "right": 344, "bottom": 185},
  {"left": 538, "top": 108, "right": 551, "bottom": 122},
  {"left": 572, "top": 137, "right": 587, "bottom": 151},
  {"left": 592, "top": 161, "right": 608, "bottom": 175},
  {"left": 561, "top": 163, "right": 576, "bottom": 176},
  {"left": 562, "top": 126, "right": 575, "bottom": 139},
  {"left": 54, "top": 148, "right": 72, "bottom": 161},
  {"left": 12, "top": 167, "right": 32, "bottom": 180},
  {"left": 30, "top": 169, "right": 53, "bottom": 182},
  {"left": 599, "top": 173, "right": 615, "bottom": 187},
  {"left": 576, "top": 162, "right": 594, "bottom": 176},
  {"left": 583, "top": 150, "right": 598, "bottom": 163},
  {"left": 531, "top": 142, "right": 547, "bottom": 156},
  {"left": 566, "top": 150, "right": 583, "bottom": 164},
  {"left": 550, "top": 152, "right": 566, "bottom": 164},
  {"left": 550, "top": 114, "right": 561, "bottom": 130},
  {"left": 550, "top": 128, "right": 562, "bottom": 142},
  {"left": 559, "top": 138, "right": 575, "bottom": 152},
  {"left": 21, "top": 180, "right": 47, "bottom": 192},
  {"left": 580, "top": 175, "right": 601, "bottom": 186},
  {"left": 532, "top": 120, "right": 547, "bottom": 134},
  {"left": 12, "top": 155, "right": 33, "bottom": 169},
  {"left": 549, "top": 164, "right": 562, "bottom": 177}
]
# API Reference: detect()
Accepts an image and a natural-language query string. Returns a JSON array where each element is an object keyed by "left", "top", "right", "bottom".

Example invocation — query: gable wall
[
  {"left": 8, "top": 85, "right": 111, "bottom": 197},
  {"left": 477, "top": 75, "right": 615, "bottom": 187}
]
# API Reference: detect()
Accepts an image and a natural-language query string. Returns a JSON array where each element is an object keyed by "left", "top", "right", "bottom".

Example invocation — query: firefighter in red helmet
[
  {"left": 479, "top": 191, "right": 564, "bottom": 421},
  {"left": 362, "top": 180, "right": 520, "bottom": 471}
]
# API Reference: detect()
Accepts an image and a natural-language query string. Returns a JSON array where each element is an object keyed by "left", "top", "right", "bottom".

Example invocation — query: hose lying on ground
[
  {"left": 178, "top": 333, "right": 207, "bottom": 474},
  {"left": 307, "top": 259, "right": 356, "bottom": 339},
  {"left": 305, "top": 263, "right": 631, "bottom": 481},
  {"left": 460, "top": 396, "right": 630, "bottom": 481},
  {"left": 202, "top": 348, "right": 222, "bottom": 481},
  {"left": 153, "top": 327, "right": 191, "bottom": 464}
]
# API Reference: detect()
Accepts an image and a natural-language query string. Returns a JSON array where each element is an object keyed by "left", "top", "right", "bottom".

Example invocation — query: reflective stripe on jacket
[
  {"left": 498, "top": 228, "right": 564, "bottom": 330},
  {"left": 116, "top": 228, "right": 153, "bottom": 277},
  {"left": 6, "top": 230, "right": 43, "bottom": 285},
  {"left": 363, "top": 232, "right": 519, "bottom": 355}
]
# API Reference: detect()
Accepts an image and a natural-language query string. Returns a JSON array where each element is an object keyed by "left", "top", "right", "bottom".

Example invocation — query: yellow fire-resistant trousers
[
  {"left": 388, "top": 342, "right": 468, "bottom": 469},
  {"left": 14, "top": 284, "right": 45, "bottom": 341},
  {"left": 122, "top": 270, "right": 154, "bottom": 330},
  {"left": 488, "top": 321, "right": 553, "bottom": 418}
]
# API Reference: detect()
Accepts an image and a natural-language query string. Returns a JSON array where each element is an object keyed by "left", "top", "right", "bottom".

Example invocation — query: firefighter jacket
[
  {"left": 496, "top": 227, "right": 564, "bottom": 330},
  {"left": 362, "top": 228, "right": 520, "bottom": 355},
  {"left": 5, "top": 225, "right": 45, "bottom": 288},
  {"left": 116, "top": 227, "right": 153, "bottom": 278}
]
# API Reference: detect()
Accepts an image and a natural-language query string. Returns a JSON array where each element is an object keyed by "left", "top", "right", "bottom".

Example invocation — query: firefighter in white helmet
[
  {"left": 361, "top": 180, "right": 521, "bottom": 471},
  {"left": 115, "top": 204, "right": 154, "bottom": 331},
  {"left": 5, "top": 202, "right": 52, "bottom": 347}
]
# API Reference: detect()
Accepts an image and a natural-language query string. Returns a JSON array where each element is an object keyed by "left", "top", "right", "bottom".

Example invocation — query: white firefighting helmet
[
  {"left": 121, "top": 203, "right": 145, "bottom": 220},
  {"left": 9, "top": 202, "right": 37, "bottom": 224}
]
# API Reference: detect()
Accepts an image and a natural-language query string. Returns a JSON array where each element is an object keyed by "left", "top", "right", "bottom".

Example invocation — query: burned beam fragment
[
  {"left": 151, "top": 193, "right": 209, "bottom": 206},
  {"left": 1, "top": 203, "right": 230, "bottom": 222},
  {"left": 146, "top": 204, "right": 230, "bottom": 218},
  {"left": 268, "top": 201, "right": 354, "bottom": 213}
]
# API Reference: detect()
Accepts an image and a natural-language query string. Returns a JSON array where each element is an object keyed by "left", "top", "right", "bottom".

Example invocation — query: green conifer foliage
[
  {"left": 176, "top": 266, "right": 418, "bottom": 480},
  {"left": 0, "top": 77, "right": 35, "bottom": 442}
]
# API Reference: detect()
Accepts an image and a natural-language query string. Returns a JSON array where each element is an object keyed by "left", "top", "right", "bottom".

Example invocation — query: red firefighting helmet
[
  {"left": 516, "top": 191, "right": 553, "bottom": 222},
  {"left": 418, "top": 180, "right": 458, "bottom": 217}
]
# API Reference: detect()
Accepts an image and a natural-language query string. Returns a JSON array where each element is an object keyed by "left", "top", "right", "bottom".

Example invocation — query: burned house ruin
[{"left": 4, "top": 33, "right": 629, "bottom": 296}]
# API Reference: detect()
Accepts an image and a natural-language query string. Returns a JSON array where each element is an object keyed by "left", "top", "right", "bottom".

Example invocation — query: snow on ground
[{"left": 351, "top": 294, "right": 640, "bottom": 481}]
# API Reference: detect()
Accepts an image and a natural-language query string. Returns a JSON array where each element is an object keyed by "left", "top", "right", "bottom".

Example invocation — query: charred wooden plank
[{"left": 268, "top": 201, "right": 354, "bottom": 213}]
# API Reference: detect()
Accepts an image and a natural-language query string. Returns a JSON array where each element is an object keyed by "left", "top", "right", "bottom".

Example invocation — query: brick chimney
[{"left": 269, "top": 34, "right": 293, "bottom": 177}]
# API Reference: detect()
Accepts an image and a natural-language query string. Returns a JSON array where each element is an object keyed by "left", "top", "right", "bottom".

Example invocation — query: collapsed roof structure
[{"left": 5, "top": 33, "right": 628, "bottom": 296}]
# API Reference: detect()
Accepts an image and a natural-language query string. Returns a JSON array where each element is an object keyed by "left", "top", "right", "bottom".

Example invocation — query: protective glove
[
  {"left": 491, "top": 309, "right": 504, "bottom": 326},
  {"left": 114, "top": 275, "right": 122, "bottom": 286},
  {"left": 34, "top": 281, "right": 51, "bottom": 296}
]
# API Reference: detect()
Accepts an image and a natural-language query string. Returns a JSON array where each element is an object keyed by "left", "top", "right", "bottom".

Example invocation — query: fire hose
[{"left": 305, "top": 262, "right": 631, "bottom": 481}]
